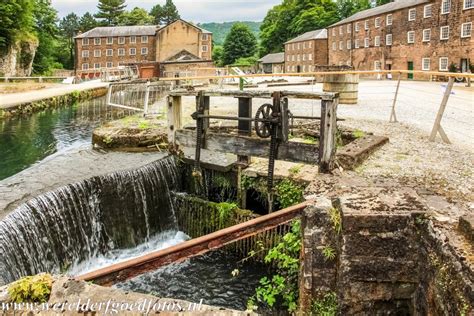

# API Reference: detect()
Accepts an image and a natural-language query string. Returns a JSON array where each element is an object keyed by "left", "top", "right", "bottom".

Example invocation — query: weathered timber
[
  {"left": 429, "top": 77, "right": 453, "bottom": 144},
  {"left": 169, "top": 89, "right": 337, "bottom": 100},
  {"left": 237, "top": 97, "right": 252, "bottom": 165},
  {"left": 77, "top": 200, "right": 310, "bottom": 286},
  {"left": 319, "top": 97, "right": 339, "bottom": 172},
  {"left": 175, "top": 129, "right": 319, "bottom": 164},
  {"left": 167, "top": 95, "right": 182, "bottom": 143}
]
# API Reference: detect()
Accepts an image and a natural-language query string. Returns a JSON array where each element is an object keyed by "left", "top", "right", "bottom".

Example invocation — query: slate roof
[
  {"left": 258, "top": 52, "right": 285, "bottom": 64},
  {"left": 285, "top": 29, "right": 328, "bottom": 44},
  {"left": 75, "top": 25, "right": 159, "bottom": 38},
  {"left": 329, "top": 0, "right": 430, "bottom": 27}
]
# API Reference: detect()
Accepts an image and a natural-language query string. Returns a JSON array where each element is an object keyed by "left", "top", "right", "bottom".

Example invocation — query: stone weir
[{"left": 0, "top": 156, "right": 180, "bottom": 285}]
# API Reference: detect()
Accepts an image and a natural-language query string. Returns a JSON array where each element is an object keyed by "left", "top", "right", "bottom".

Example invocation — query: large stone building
[
  {"left": 74, "top": 19, "right": 213, "bottom": 78},
  {"left": 327, "top": 0, "right": 474, "bottom": 77},
  {"left": 284, "top": 29, "right": 328, "bottom": 73}
]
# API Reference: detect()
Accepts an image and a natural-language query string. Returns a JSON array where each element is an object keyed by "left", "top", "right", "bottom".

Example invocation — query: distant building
[
  {"left": 74, "top": 19, "right": 213, "bottom": 79},
  {"left": 258, "top": 52, "right": 285, "bottom": 73},
  {"left": 327, "top": 0, "right": 474, "bottom": 77},
  {"left": 284, "top": 29, "right": 328, "bottom": 73}
]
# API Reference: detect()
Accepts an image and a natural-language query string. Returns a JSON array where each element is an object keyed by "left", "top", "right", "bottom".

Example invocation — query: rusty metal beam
[{"left": 77, "top": 200, "right": 311, "bottom": 286}]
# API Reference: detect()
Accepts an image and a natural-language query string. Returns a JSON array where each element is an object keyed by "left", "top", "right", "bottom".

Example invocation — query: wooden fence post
[
  {"left": 143, "top": 81, "right": 150, "bottom": 116},
  {"left": 389, "top": 72, "right": 401, "bottom": 123},
  {"left": 429, "top": 77, "right": 454, "bottom": 144},
  {"left": 237, "top": 97, "right": 253, "bottom": 166},
  {"left": 167, "top": 95, "right": 182, "bottom": 144},
  {"left": 319, "top": 94, "right": 338, "bottom": 173}
]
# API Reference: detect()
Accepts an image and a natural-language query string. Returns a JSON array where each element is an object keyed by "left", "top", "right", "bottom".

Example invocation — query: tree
[
  {"left": 95, "top": 0, "right": 127, "bottom": 26},
  {"left": 58, "top": 13, "right": 80, "bottom": 69},
  {"left": 336, "top": 0, "right": 371, "bottom": 19},
  {"left": 376, "top": 0, "right": 392, "bottom": 5},
  {"left": 212, "top": 45, "right": 224, "bottom": 67},
  {"left": 79, "top": 12, "right": 98, "bottom": 32},
  {"left": 151, "top": 0, "right": 180, "bottom": 25},
  {"left": 222, "top": 23, "right": 257, "bottom": 65},
  {"left": 118, "top": 7, "right": 153, "bottom": 25},
  {"left": 0, "top": 0, "right": 35, "bottom": 48}
]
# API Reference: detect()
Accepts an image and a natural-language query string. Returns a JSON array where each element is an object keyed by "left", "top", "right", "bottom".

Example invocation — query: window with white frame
[
  {"left": 202, "top": 45, "right": 208, "bottom": 52},
  {"left": 82, "top": 38, "right": 89, "bottom": 45},
  {"left": 365, "top": 20, "right": 369, "bottom": 30},
  {"left": 339, "top": 41, "right": 343, "bottom": 50},
  {"left": 129, "top": 48, "right": 136, "bottom": 55},
  {"left": 309, "top": 53, "right": 312, "bottom": 61},
  {"left": 303, "top": 42, "right": 306, "bottom": 49},
  {"left": 339, "top": 26, "right": 343, "bottom": 35},
  {"left": 130, "top": 36, "right": 136, "bottom": 43},
  {"left": 407, "top": 31, "right": 415, "bottom": 43},
  {"left": 141, "top": 47, "right": 148, "bottom": 55},
  {"left": 107, "top": 37, "right": 113, "bottom": 44},
  {"left": 422, "top": 29, "right": 431, "bottom": 41},
  {"left": 332, "top": 28, "right": 335, "bottom": 36},
  {"left": 309, "top": 41, "right": 312, "bottom": 48},
  {"left": 303, "top": 54, "right": 306, "bottom": 61},
  {"left": 118, "top": 48, "right": 125, "bottom": 56},
  {"left": 374, "top": 61, "right": 381, "bottom": 70},
  {"left": 424, "top": 5, "right": 432, "bottom": 18},
  {"left": 297, "top": 54, "right": 300, "bottom": 61},
  {"left": 106, "top": 49, "right": 113, "bottom": 56},
  {"left": 374, "top": 36, "right": 380, "bottom": 46},
  {"left": 375, "top": 17, "right": 381, "bottom": 28},
  {"left": 303, "top": 65, "right": 306, "bottom": 72},
  {"left": 106, "top": 62, "right": 113, "bottom": 68},
  {"left": 347, "top": 39, "right": 351, "bottom": 49},
  {"left": 94, "top": 63, "right": 100, "bottom": 69},
  {"left": 440, "top": 26, "right": 449, "bottom": 40},
  {"left": 355, "top": 22, "right": 360, "bottom": 32},
  {"left": 94, "top": 38, "right": 101, "bottom": 45},
  {"left": 141, "top": 36, "right": 148, "bottom": 43},
  {"left": 465, "top": 0, "right": 474, "bottom": 9},
  {"left": 332, "top": 42, "right": 336, "bottom": 50},
  {"left": 386, "top": 34, "right": 393, "bottom": 45},
  {"left": 461, "top": 22, "right": 472, "bottom": 37},
  {"left": 94, "top": 49, "right": 101, "bottom": 57},
  {"left": 439, "top": 57, "right": 448, "bottom": 71},
  {"left": 347, "top": 24, "right": 351, "bottom": 33},
  {"left": 287, "top": 66, "right": 291, "bottom": 72},
  {"left": 292, "top": 55, "right": 295, "bottom": 61},
  {"left": 118, "top": 37, "right": 125, "bottom": 44},
  {"left": 441, "top": 0, "right": 450, "bottom": 14},
  {"left": 287, "top": 55, "right": 290, "bottom": 62},
  {"left": 202, "top": 34, "right": 208, "bottom": 41},
  {"left": 355, "top": 39, "right": 360, "bottom": 48},
  {"left": 408, "top": 8, "right": 416, "bottom": 21},
  {"left": 82, "top": 63, "right": 89, "bottom": 70},
  {"left": 422, "top": 58, "right": 430, "bottom": 70},
  {"left": 364, "top": 37, "right": 369, "bottom": 47},
  {"left": 82, "top": 50, "right": 89, "bottom": 58},
  {"left": 297, "top": 43, "right": 301, "bottom": 49},
  {"left": 386, "top": 14, "right": 393, "bottom": 25}
]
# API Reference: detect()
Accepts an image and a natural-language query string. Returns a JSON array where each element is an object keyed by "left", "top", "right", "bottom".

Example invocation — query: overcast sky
[{"left": 51, "top": 0, "right": 281, "bottom": 22}]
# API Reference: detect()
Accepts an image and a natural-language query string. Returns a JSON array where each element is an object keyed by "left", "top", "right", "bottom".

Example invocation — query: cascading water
[{"left": 0, "top": 156, "right": 180, "bottom": 285}]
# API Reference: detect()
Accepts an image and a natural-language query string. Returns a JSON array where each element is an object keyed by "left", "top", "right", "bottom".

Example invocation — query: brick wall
[
  {"left": 284, "top": 39, "right": 328, "bottom": 73},
  {"left": 328, "top": 0, "right": 474, "bottom": 77}
]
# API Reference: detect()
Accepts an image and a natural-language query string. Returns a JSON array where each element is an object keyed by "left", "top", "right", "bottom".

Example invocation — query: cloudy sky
[{"left": 51, "top": 0, "right": 281, "bottom": 22}]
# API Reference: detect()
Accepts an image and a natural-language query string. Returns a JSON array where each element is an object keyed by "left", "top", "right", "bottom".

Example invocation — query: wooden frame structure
[{"left": 167, "top": 89, "right": 339, "bottom": 172}]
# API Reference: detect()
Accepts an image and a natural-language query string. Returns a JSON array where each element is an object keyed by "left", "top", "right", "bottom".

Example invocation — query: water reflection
[{"left": 0, "top": 97, "right": 135, "bottom": 180}]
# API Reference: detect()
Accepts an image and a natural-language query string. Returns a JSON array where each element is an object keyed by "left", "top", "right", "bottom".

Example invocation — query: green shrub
[{"left": 8, "top": 274, "right": 53, "bottom": 303}]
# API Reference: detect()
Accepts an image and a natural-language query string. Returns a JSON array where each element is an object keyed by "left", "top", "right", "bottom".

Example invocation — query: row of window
[
  {"left": 82, "top": 36, "right": 149, "bottom": 46},
  {"left": 372, "top": 57, "right": 450, "bottom": 71},
  {"left": 332, "top": 0, "right": 473, "bottom": 36},
  {"left": 286, "top": 53, "right": 313, "bottom": 62},
  {"left": 82, "top": 62, "right": 119, "bottom": 70},
  {"left": 81, "top": 47, "right": 149, "bottom": 57},
  {"left": 285, "top": 65, "right": 315, "bottom": 73},
  {"left": 287, "top": 41, "right": 313, "bottom": 51},
  {"left": 331, "top": 23, "right": 472, "bottom": 50}
]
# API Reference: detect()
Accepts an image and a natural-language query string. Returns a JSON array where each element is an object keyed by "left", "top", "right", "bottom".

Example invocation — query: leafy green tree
[
  {"left": 212, "top": 45, "right": 224, "bottom": 67},
  {"left": 0, "top": 0, "right": 35, "bottom": 48},
  {"left": 95, "top": 0, "right": 127, "bottom": 26},
  {"left": 162, "top": 0, "right": 180, "bottom": 24},
  {"left": 336, "top": 0, "right": 371, "bottom": 19},
  {"left": 118, "top": 7, "right": 153, "bottom": 25},
  {"left": 58, "top": 13, "right": 80, "bottom": 69},
  {"left": 222, "top": 23, "right": 257, "bottom": 65},
  {"left": 79, "top": 12, "right": 98, "bottom": 32},
  {"left": 376, "top": 0, "right": 392, "bottom": 5},
  {"left": 150, "top": 4, "right": 164, "bottom": 24}
]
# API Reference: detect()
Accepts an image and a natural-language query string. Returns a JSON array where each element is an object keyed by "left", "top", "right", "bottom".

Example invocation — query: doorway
[{"left": 407, "top": 62, "right": 414, "bottom": 79}]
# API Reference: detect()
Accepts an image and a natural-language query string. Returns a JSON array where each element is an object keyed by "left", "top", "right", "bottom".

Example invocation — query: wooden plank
[
  {"left": 175, "top": 129, "right": 319, "bottom": 164},
  {"left": 429, "top": 77, "right": 453, "bottom": 144},
  {"left": 169, "top": 89, "right": 337, "bottom": 100},
  {"left": 167, "top": 95, "right": 182, "bottom": 144},
  {"left": 319, "top": 97, "right": 339, "bottom": 172},
  {"left": 237, "top": 97, "right": 252, "bottom": 165},
  {"left": 389, "top": 73, "right": 401, "bottom": 123},
  {"left": 77, "top": 201, "right": 310, "bottom": 286}
]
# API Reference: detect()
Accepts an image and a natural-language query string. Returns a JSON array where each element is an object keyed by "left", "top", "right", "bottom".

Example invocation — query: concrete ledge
[{"left": 337, "top": 135, "right": 389, "bottom": 170}]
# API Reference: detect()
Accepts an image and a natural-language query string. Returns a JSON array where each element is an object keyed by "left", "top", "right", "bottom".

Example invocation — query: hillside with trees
[{"left": 198, "top": 22, "right": 262, "bottom": 45}]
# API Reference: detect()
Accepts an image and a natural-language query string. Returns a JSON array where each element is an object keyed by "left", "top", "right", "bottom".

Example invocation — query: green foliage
[
  {"left": 248, "top": 220, "right": 301, "bottom": 312},
  {"left": 8, "top": 274, "right": 53, "bottom": 303},
  {"left": 212, "top": 45, "right": 224, "bottom": 67},
  {"left": 150, "top": 0, "right": 180, "bottom": 25},
  {"left": 138, "top": 120, "right": 151, "bottom": 129},
  {"left": 223, "top": 23, "right": 258, "bottom": 65},
  {"left": 311, "top": 292, "right": 338, "bottom": 316},
  {"left": 103, "top": 136, "right": 113, "bottom": 145},
  {"left": 197, "top": 21, "right": 262, "bottom": 46},
  {"left": 352, "top": 129, "right": 365, "bottom": 139},
  {"left": 212, "top": 174, "right": 232, "bottom": 201},
  {"left": 95, "top": 0, "right": 127, "bottom": 26},
  {"left": 322, "top": 246, "right": 336, "bottom": 261},
  {"left": 232, "top": 56, "right": 258, "bottom": 67},
  {"left": 79, "top": 12, "right": 99, "bottom": 32},
  {"left": 289, "top": 164, "right": 303, "bottom": 176},
  {"left": 213, "top": 202, "right": 238, "bottom": 223},
  {"left": 118, "top": 7, "right": 153, "bottom": 26},
  {"left": 329, "top": 207, "right": 342, "bottom": 234},
  {"left": 303, "top": 135, "right": 317, "bottom": 144},
  {"left": 336, "top": 0, "right": 371, "bottom": 19},
  {"left": 58, "top": 13, "right": 80, "bottom": 69},
  {"left": 275, "top": 179, "right": 304, "bottom": 209},
  {"left": 0, "top": 0, "right": 35, "bottom": 48}
]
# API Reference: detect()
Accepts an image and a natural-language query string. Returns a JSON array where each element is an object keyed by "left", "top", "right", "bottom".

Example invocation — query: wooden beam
[
  {"left": 429, "top": 77, "right": 454, "bottom": 144},
  {"left": 77, "top": 201, "right": 311, "bottom": 286},
  {"left": 389, "top": 73, "right": 401, "bottom": 123},
  {"left": 237, "top": 97, "right": 252, "bottom": 166},
  {"left": 168, "top": 89, "right": 337, "bottom": 100},
  {"left": 167, "top": 95, "right": 182, "bottom": 144},
  {"left": 175, "top": 129, "right": 319, "bottom": 164},
  {"left": 319, "top": 96, "right": 339, "bottom": 172}
]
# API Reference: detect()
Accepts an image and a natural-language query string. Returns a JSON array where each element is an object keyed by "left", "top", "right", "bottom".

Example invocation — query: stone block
[{"left": 342, "top": 232, "right": 416, "bottom": 258}]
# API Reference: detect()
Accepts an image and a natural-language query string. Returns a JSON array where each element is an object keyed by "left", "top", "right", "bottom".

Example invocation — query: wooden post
[
  {"left": 167, "top": 95, "right": 182, "bottom": 144},
  {"left": 389, "top": 72, "right": 401, "bottom": 123},
  {"left": 239, "top": 77, "right": 244, "bottom": 91},
  {"left": 429, "top": 77, "right": 454, "bottom": 144},
  {"left": 319, "top": 95, "right": 338, "bottom": 173},
  {"left": 143, "top": 81, "right": 150, "bottom": 116},
  {"left": 106, "top": 84, "right": 112, "bottom": 106},
  {"left": 196, "top": 91, "right": 210, "bottom": 149},
  {"left": 237, "top": 97, "right": 253, "bottom": 166}
]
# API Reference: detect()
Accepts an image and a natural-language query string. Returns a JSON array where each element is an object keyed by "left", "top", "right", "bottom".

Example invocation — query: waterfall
[{"left": 0, "top": 156, "right": 180, "bottom": 285}]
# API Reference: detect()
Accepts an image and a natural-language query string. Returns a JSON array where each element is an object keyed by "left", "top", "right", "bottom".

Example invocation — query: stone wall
[{"left": 0, "top": 40, "right": 38, "bottom": 77}]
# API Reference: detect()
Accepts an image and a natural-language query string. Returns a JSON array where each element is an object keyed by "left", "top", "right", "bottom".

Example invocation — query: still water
[{"left": 0, "top": 97, "right": 134, "bottom": 180}]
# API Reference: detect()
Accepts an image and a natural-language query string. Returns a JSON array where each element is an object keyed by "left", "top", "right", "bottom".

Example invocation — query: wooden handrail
[{"left": 76, "top": 200, "right": 311, "bottom": 286}]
